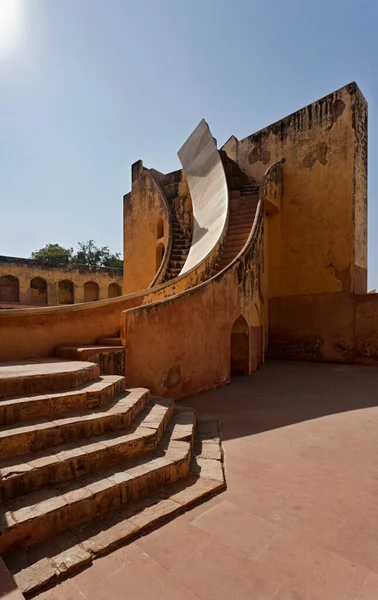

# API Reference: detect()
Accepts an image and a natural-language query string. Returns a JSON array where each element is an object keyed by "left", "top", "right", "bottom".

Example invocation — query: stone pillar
[
  {"left": 48, "top": 281, "right": 58, "bottom": 305},
  {"left": 18, "top": 277, "right": 30, "bottom": 304}
]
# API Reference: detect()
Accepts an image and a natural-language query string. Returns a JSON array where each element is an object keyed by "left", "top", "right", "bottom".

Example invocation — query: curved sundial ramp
[{"left": 178, "top": 119, "right": 228, "bottom": 275}]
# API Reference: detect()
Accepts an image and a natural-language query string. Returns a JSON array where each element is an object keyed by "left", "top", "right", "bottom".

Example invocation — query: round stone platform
[{"left": 0, "top": 359, "right": 100, "bottom": 398}]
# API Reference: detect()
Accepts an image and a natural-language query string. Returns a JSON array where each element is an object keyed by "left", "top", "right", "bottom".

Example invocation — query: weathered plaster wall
[
  {"left": 269, "top": 292, "right": 355, "bottom": 363},
  {"left": 269, "top": 292, "right": 378, "bottom": 366},
  {"left": 122, "top": 205, "right": 264, "bottom": 399},
  {"left": 0, "top": 256, "right": 122, "bottom": 306},
  {"left": 0, "top": 294, "right": 141, "bottom": 361},
  {"left": 223, "top": 83, "right": 368, "bottom": 298},
  {"left": 123, "top": 162, "right": 169, "bottom": 294},
  {"left": 355, "top": 295, "right": 378, "bottom": 363},
  {"left": 353, "top": 88, "right": 368, "bottom": 293}
]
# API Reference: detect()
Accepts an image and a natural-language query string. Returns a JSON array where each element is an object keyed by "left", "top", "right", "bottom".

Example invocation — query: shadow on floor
[{"left": 180, "top": 360, "right": 378, "bottom": 442}]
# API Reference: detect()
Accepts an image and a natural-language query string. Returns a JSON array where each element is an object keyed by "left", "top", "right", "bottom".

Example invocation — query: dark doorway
[
  {"left": 30, "top": 277, "right": 48, "bottom": 304},
  {"left": 0, "top": 275, "right": 19, "bottom": 303},
  {"left": 230, "top": 315, "right": 250, "bottom": 375},
  {"left": 58, "top": 280, "right": 74, "bottom": 304}
]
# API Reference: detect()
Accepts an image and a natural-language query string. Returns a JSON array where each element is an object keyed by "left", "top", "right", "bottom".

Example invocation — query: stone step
[
  {"left": 170, "top": 260, "right": 186, "bottom": 268},
  {"left": 226, "top": 231, "right": 250, "bottom": 242},
  {"left": 0, "top": 398, "right": 174, "bottom": 502},
  {"left": 223, "top": 240, "right": 249, "bottom": 252},
  {"left": 175, "top": 237, "right": 191, "bottom": 244},
  {"left": 172, "top": 235, "right": 189, "bottom": 244},
  {"left": 170, "top": 253, "right": 186, "bottom": 260},
  {"left": 230, "top": 207, "right": 257, "bottom": 217},
  {"left": 0, "top": 409, "right": 197, "bottom": 557},
  {"left": 240, "top": 189, "right": 259, "bottom": 196},
  {"left": 0, "top": 375, "right": 125, "bottom": 426},
  {"left": 230, "top": 205, "right": 256, "bottom": 219},
  {"left": 221, "top": 251, "right": 239, "bottom": 261},
  {"left": 230, "top": 205, "right": 257, "bottom": 214},
  {"left": 96, "top": 337, "right": 123, "bottom": 346},
  {"left": 226, "top": 232, "right": 251, "bottom": 242},
  {"left": 165, "top": 274, "right": 179, "bottom": 281},
  {"left": 6, "top": 416, "right": 225, "bottom": 597},
  {"left": 54, "top": 345, "right": 126, "bottom": 376},
  {"left": 0, "top": 388, "right": 150, "bottom": 460},
  {"left": 228, "top": 216, "right": 255, "bottom": 227},
  {"left": 222, "top": 246, "right": 240, "bottom": 254},
  {"left": 228, "top": 222, "right": 253, "bottom": 233},
  {"left": 0, "top": 360, "right": 100, "bottom": 400},
  {"left": 166, "top": 267, "right": 181, "bottom": 274},
  {"left": 240, "top": 184, "right": 259, "bottom": 190}
]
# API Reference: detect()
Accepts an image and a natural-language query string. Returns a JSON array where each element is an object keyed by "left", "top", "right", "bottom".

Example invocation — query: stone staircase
[
  {"left": 215, "top": 183, "right": 259, "bottom": 273},
  {"left": 164, "top": 209, "right": 191, "bottom": 280},
  {"left": 54, "top": 335, "right": 125, "bottom": 376},
  {"left": 0, "top": 359, "right": 225, "bottom": 597},
  {"left": 156, "top": 173, "right": 193, "bottom": 282}
]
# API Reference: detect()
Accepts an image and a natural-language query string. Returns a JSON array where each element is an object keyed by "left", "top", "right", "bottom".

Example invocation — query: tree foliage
[
  {"left": 31, "top": 240, "right": 123, "bottom": 269},
  {"left": 31, "top": 243, "right": 73, "bottom": 265}
]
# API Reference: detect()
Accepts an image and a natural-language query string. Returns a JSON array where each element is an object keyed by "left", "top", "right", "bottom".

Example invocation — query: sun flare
[{"left": 0, "top": 0, "right": 24, "bottom": 59}]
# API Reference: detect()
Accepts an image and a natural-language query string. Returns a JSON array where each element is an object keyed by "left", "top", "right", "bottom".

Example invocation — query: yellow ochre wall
[
  {"left": 223, "top": 82, "right": 368, "bottom": 299},
  {"left": 123, "top": 162, "right": 169, "bottom": 295},
  {"left": 0, "top": 257, "right": 123, "bottom": 306}
]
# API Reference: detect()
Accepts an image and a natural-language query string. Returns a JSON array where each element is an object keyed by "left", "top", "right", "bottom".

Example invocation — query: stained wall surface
[
  {"left": 123, "top": 163, "right": 169, "bottom": 294},
  {"left": 0, "top": 256, "right": 123, "bottom": 306},
  {"left": 269, "top": 291, "right": 378, "bottom": 367},
  {"left": 355, "top": 294, "right": 378, "bottom": 363},
  {"left": 123, "top": 205, "right": 264, "bottom": 399},
  {"left": 269, "top": 292, "right": 355, "bottom": 363},
  {"left": 223, "top": 82, "right": 368, "bottom": 298}
]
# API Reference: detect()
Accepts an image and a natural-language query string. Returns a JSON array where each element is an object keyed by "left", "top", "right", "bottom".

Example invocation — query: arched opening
[
  {"left": 108, "top": 282, "right": 122, "bottom": 298},
  {"left": 157, "top": 218, "right": 164, "bottom": 239},
  {"left": 230, "top": 315, "right": 250, "bottom": 376},
  {"left": 84, "top": 281, "right": 99, "bottom": 302},
  {"left": 156, "top": 242, "right": 165, "bottom": 272},
  {"left": 0, "top": 275, "right": 19, "bottom": 303},
  {"left": 30, "top": 277, "right": 48, "bottom": 304},
  {"left": 58, "top": 280, "right": 74, "bottom": 304}
]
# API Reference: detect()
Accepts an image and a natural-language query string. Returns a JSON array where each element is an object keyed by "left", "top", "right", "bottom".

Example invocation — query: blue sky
[{"left": 1, "top": 0, "right": 378, "bottom": 287}]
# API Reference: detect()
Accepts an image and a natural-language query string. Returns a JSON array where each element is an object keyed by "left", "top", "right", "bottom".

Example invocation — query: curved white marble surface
[{"left": 178, "top": 119, "right": 228, "bottom": 274}]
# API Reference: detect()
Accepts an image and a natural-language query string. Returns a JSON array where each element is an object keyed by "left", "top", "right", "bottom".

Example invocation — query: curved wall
[
  {"left": 178, "top": 119, "right": 228, "bottom": 274},
  {"left": 123, "top": 164, "right": 169, "bottom": 294},
  {"left": 122, "top": 175, "right": 266, "bottom": 399},
  {"left": 0, "top": 122, "right": 230, "bottom": 362}
]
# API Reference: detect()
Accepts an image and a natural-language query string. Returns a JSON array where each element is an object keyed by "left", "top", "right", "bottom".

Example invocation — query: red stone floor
[{"left": 34, "top": 360, "right": 378, "bottom": 599}]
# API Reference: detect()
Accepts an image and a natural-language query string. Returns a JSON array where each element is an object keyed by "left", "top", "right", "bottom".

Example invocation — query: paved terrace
[{"left": 35, "top": 360, "right": 378, "bottom": 599}]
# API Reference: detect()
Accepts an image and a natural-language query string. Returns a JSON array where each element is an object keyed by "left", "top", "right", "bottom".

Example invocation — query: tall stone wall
[
  {"left": 269, "top": 291, "right": 378, "bottom": 367},
  {"left": 123, "top": 162, "right": 169, "bottom": 294},
  {"left": 223, "top": 82, "right": 368, "bottom": 298}
]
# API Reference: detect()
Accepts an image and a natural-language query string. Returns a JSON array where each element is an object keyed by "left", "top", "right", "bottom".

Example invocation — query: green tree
[
  {"left": 31, "top": 243, "right": 73, "bottom": 265},
  {"left": 101, "top": 254, "right": 123, "bottom": 269},
  {"left": 71, "top": 240, "right": 122, "bottom": 268},
  {"left": 31, "top": 240, "right": 123, "bottom": 269}
]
